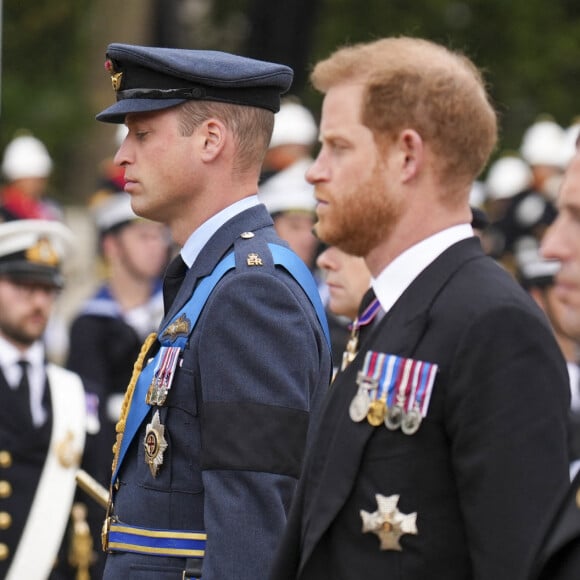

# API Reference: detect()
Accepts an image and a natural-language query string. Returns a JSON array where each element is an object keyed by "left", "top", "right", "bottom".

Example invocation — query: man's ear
[
  {"left": 398, "top": 129, "right": 424, "bottom": 183},
  {"left": 199, "top": 119, "right": 227, "bottom": 162}
]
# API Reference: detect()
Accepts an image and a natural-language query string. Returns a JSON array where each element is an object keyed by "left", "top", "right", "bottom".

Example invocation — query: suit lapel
[{"left": 299, "top": 237, "right": 485, "bottom": 571}]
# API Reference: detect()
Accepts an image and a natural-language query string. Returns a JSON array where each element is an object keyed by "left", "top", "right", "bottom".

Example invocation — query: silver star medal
[
  {"left": 360, "top": 493, "right": 418, "bottom": 551},
  {"left": 143, "top": 410, "right": 168, "bottom": 477}
]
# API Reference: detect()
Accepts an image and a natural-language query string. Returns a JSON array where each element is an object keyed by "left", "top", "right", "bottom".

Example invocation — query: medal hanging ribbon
[
  {"left": 145, "top": 346, "right": 181, "bottom": 406},
  {"left": 342, "top": 298, "right": 382, "bottom": 371},
  {"left": 366, "top": 352, "right": 398, "bottom": 426},
  {"left": 350, "top": 350, "right": 438, "bottom": 435},
  {"left": 350, "top": 350, "right": 381, "bottom": 422},
  {"left": 402, "top": 359, "right": 437, "bottom": 434}
]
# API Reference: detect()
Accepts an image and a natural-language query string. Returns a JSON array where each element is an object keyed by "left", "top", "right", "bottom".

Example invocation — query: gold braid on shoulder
[{"left": 111, "top": 332, "right": 158, "bottom": 475}]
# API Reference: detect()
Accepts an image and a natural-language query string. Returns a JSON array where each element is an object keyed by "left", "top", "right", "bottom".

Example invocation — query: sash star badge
[
  {"left": 361, "top": 494, "right": 418, "bottom": 551},
  {"left": 144, "top": 410, "right": 168, "bottom": 477}
]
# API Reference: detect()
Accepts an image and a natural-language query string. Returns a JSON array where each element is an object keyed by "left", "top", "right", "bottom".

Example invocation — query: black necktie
[
  {"left": 17, "top": 359, "right": 33, "bottom": 426},
  {"left": 163, "top": 254, "right": 188, "bottom": 312}
]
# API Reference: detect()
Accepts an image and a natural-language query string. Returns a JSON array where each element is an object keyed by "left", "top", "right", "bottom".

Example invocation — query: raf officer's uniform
[
  {"left": 96, "top": 45, "right": 332, "bottom": 580},
  {"left": 269, "top": 225, "right": 571, "bottom": 580},
  {"left": 0, "top": 220, "right": 92, "bottom": 579}
]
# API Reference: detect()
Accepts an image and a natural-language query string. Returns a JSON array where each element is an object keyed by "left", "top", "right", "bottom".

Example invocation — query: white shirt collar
[
  {"left": 372, "top": 224, "right": 474, "bottom": 315},
  {"left": 0, "top": 334, "right": 44, "bottom": 372},
  {"left": 180, "top": 195, "right": 260, "bottom": 267}
]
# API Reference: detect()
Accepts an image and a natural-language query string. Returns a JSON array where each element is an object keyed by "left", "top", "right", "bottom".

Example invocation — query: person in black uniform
[
  {"left": 0, "top": 219, "right": 92, "bottom": 579},
  {"left": 268, "top": 36, "right": 571, "bottom": 580},
  {"left": 95, "top": 44, "right": 332, "bottom": 580}
]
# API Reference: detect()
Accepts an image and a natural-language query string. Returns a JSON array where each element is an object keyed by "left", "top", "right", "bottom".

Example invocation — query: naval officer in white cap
[{"left": 0, "top": 219, "right": 94, "bottom": 579}]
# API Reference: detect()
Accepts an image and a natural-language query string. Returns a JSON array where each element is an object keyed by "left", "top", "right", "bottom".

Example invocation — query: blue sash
[{"left": 113, "top": 244, "right": 330, "bottom": 483}]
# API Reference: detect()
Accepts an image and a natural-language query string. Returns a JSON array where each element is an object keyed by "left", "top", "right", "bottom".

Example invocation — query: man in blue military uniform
[{"left": 95, "top": 44, "right": 332, "bottom": 579}]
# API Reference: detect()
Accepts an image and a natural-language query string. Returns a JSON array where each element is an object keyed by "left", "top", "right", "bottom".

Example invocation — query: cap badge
[
  {"left": 361, "top": 493, "right": 418, "bottom": 551},
  {"left": 144, "top": 410, "right": 168, "bottom": 477},
  {"left": 104, "top": 59, "right": 123, "bottom": 91},
  {"left": 26, "top": 237, "right": 59, "bottom": 266},
  {"left": 247, "top": 253, "right": 263, "bottom": 267}
]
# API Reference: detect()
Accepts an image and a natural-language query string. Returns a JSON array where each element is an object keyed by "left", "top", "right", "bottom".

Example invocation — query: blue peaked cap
[{"left": 96, "top": 44, "right": 294, "bottom": 123}]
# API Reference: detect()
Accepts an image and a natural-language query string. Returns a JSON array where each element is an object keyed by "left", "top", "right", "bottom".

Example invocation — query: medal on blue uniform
[
  {"left": 145, "top": 346, "right": 182, "bottom": 406},
  {"left": 144, "top": 410, "right": 168, "bottom": 477}
]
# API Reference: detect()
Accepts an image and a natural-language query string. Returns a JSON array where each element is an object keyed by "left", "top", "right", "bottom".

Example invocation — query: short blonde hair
[
  {"left": 177, "top": 101, "right": 274, "bottom": 175},
  {"left": 311, "top": 37, "right": 497, "bottom": 188}
]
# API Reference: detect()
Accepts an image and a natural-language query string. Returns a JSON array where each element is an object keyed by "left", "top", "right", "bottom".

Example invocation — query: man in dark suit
[
  {"left": 530, "top": 137, "right": 580, "bottom": 580},
  {"left": 268, "top": 36, "right": 571, "bottom": 580},
  {"left": 95, "top": 44, "right": 332, "bottom": 579}
]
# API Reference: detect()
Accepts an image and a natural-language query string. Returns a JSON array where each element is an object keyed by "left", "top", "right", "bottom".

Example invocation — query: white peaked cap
[
  {"left": 520, "top": 119, "right": 566, "bottom": 168},
  {"left": 0, "top": 219, "right": 74, "bottom": 261},
  {"left": 485, "top": 155, "right": 533, "bottom": 200},
  {"left": 92, "top": 192, "right": 138, "bottom": 233},
  {"left": 561, "top": 122, "right": 580, "bottom": 167},
  {"left": 269, "top": 101, "right": 318, "bottom": 149},
  {"left": 259, "top": 160, "right": 316, "bottom": 215},
  {"left": 2, "top": 135, "right": 53, "bottom": 180},
  {"left": 0, "top": 219, "right": 75, "bottom": 287}
]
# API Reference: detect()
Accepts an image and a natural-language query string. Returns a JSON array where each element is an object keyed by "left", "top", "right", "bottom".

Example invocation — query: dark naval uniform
[
  {"left": 102, "top": 205, "right": 332, "bottom": 579},
  {"left": 0, "top": 219, "right": 90, "bottom": 579},
  {"left": 269, "top": 236, "right": 571, "bottom": 580},
  {"left": 67, "top": 284, "right": 163, "bottom": 485},
  {"left": 0, "top": 369, "right": 53, "bottom": 576}
]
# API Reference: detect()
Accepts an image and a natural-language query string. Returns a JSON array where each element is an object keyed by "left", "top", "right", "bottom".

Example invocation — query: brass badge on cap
[
  {"left": 360, "top": 494, "right": 418, "bottom": 551},
  {"left": 144, "top": 410, "right": 168, "bottom": 477},
  {"left": 104, "top": 59, "right": 123, "bottom": 91},
  {"left": 26, "top": 237, "right": 59, "bottom": 266}
]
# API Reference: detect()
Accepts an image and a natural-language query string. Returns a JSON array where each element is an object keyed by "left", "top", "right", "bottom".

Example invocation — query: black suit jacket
[
  {"left": 531, "top": 469, "right": 580, "bottom": 580},
  {"left": 270, "top": 237, "right": 571, "bottom": 580}
]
